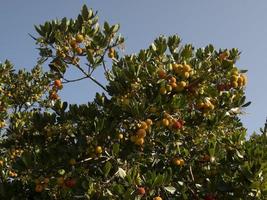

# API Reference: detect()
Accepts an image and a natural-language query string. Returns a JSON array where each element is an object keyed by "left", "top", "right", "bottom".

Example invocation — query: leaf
[
  {"left": 103, "top": 161, "right": 112, "bottom": 177},
  {"left": 112, "top": 24, "right": 120, "bottom": 33},
  {"left": 82, "top": 5, "right": 89, "bottom": 20},
  {"left": 164, "top": 186, "right": 176, "bottom": 194},
  {"left": 117, "top": 167, "right": 126, "bottom": 179},
  {"left": 242, "top": 101, "right": 251, "bottom": 108},
  {"left": 112, "top": 143, "right": 120, "bottom": 156}
]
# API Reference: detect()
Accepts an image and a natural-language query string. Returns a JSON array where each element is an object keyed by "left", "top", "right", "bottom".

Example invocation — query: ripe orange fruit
[
  {"left": 0, "top": 160, "right": 3, "bottom": 166},
  {"left": 135, "top": 138, "right": 144, "bottom": 145},
  {"left": 137, "top": 187, "right": 146, "bottom": 195},
  {"left": 182, "top": 71, "right": 190, "bottom": 79},
  {"left": 35, "top": 184, "right": 43, "bottom": 193},
  {"left": 183, "top": 64, "right": 191, "bottom": 72},
  {"left": 169, "top": 76, "right": 176, "bottom": 83},
  {"left": 146, "top": 119, "right": 153, "bottom": 126},
  {"left": 136, "top": 129, "right": 147, "bottom": 138},
  {"left": 162, "top": 118, "right": 170, "bottom": 127},
  {"left": 172, "top": 120, "right": 183, "bottom": 129},
  {"left": 139, "top": 121, "right": 148, "bottom": 130},
  {"left": 75, "top": 47, "right": 83, "bottom": 55},
  {"left": 50, "top": 92, "right": 59, "bottom": 100},
  {"left": 75, "top": 34, "right": 84, "bottom": 43},
  {"left": 95, "top": 146, "right": 103, "bottom": 154},
  {"left": 54, "top": 79, "right": 62, "bottom": 87}
]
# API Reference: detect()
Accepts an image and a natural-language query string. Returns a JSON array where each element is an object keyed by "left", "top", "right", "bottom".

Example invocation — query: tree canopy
[{"left": 0, "top": 5, "right": 267, "bottom": 200}]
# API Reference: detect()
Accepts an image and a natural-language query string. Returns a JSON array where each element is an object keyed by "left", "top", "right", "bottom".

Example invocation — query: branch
[{"left": 62, "top": 76, "right": 88, "bottom": 83}]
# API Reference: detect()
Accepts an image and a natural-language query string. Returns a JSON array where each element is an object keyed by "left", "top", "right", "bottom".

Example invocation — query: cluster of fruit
[
  {"left": 136, "top": 186, "right": 163, "bottom": 200},
  {"left": 49, "top": 79, "right": 62, "bottom": 100},
  {"left": 161, "top": 113, "right": 184, "bottom": 130},
  {"left": 158, "top": 63, "right": 193, "bottom": 95},
  {"left": 130, "top": 119, "right": 153, "bottom": 145}
]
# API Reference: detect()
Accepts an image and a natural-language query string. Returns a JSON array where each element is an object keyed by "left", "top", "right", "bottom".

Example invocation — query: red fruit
[
  {"left": 137, "top": 187, "right": 146, "bottom": 195},
  {"left": 172, "top": 120, "right": 183, "bottom": 129},
  {"left": 54, "top": 79, "right": 62, "bottom": 87},
  {"left": 204, "top": 194, "right": 216, "bottom": 200},
  {"left": 65, "top": 178, "right": 76, "bottom": 188}
]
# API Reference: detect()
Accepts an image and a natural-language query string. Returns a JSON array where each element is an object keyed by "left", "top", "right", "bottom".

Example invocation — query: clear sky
[{"left": 0, "top": 0, "right": 266, "bottom": 134}]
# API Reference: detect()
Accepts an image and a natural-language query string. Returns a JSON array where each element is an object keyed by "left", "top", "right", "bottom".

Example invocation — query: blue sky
[{"left": 0, "top": 0, "right": 266, "bottom": 134}]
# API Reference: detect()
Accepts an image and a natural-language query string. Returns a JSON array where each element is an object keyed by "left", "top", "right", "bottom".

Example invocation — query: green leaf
[
  {"left": 103, "top": 161, "right": 112, "bottom": 177},
  {"left": 82, "top": 5, "right": 89, "bottom": 20},
  {"left": 164, "top": 186, "right": 176, "bottom": 194},
  {"left": 112, "top": 24, "right": 120, "bottom": 33},
  {"left": 242, "top": 101, "right": 251, "bottom": 108},
  {"left": 112, "top": 143, "right": 120, "bottom": 156}
]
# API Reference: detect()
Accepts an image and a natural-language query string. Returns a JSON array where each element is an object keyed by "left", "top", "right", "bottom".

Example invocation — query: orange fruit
[
  {"left": 54, "top": 79, "right": 62, "bottom": 87},
  {"left": 95, "top": 146, "right": 103, "bottom": 154},
  {"left": 137, "top": 187, "right": 146, "bottom": 195},
  {"left": 35, "top": 184, "right": 43, "bottom": 193},
  {"left": 136, "top": 129, "right": 146, "bottom": 138},
  {"left": 75, "top": 34, "right": 84, "bottom": 43}
]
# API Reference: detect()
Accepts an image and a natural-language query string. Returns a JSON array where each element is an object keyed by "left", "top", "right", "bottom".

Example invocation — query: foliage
[{"left": 0, "top": 5, "right": 266, "bottom": 200}]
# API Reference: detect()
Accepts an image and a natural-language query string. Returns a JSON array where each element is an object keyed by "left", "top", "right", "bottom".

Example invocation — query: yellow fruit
[
  {"left": 240, "top": 74, "right": 247, "bottom": 85},
  {"left": 70, "top": 39, "right": 77, "bottom": 48},
  {"left": 230, "top": 75, "right": 239, "bottom": 82},
  {"left": 136, "top": 129, "right": 147, "bottom": 138},
  {"left": 108, "top": 48, "right": 115, "bottom": 58},
  {"left": 146, "top": 119, "right": 153, "bottom": 126},
  {"left": 182, "top": 71, "right": 190, "bottom": 79},
  {"left": 171, "top": 63, "right": 179, "bottom": 71},
  {"left": 166, "top": 84, "right": 172, "bottom": 92},
  {"left": 0, "top": 160, "right": 3, "bottom": 166},
  {"left": 159, "top": 87, "right": 167, "bottom": 95},
  {"left": 173, "top": 64, "right": 183, "bottom": 74},
  {"left": 95, "top": 146, "right": 103, "bottom": 154},
  {"left": 69, "top": 158, "right": 76, "bottom": 165},
  {"left": 179, "top": 159, "right": 185, "bottom": 166},
  {"left": 183, "top": 64, "right": 191, "bottom": 72},
  {"left": 139, "top": 121, "right": 148, "bottom": 130},
  {"left": 162, "top": 118, "right": 170, "bottom": 127},
  {"left": 231, "top": 81, "right": 238, "bottom": 88},
  {"left": 75, "top": 34, "right": 84, "bottom": 43},
  {"left": 153, "top": 196, "right": 163, "bottom": 200},
  {"left": 117, "top": 133, "right": 124, "bottom": 139},
  {"left": 135, "top": 138, "right": 144, "bottom": 145},
  {"left": 175, "top": 81, "right": 186, "bottom": 92},
  {"left": 35, "top": 184, "right": 43, "bottom": 193}
]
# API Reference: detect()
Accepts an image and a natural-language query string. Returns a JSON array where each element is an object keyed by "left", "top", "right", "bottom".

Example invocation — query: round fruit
[
  {"left": 162, "top": 118, "right": 170, "bottom": 127},
  {"left": 172, "top": 120, "right": 183, "bottom": 129},
  {"left": 135, "top": 138, "right": 144, "bottom": 145},
  {"left": 75, "top": 34, "right": 84, "bottom": 43},
  {"left": 230, "top": 75, "right": 239, "bottom": 82},
  {"left": 70, "top": 39, "right": 77, "bottom": 48},
  {"left": 231, "top": 81, "right": 238, "bottom": 88},
  {"left": 159, "top": 87, "right": 167, "bottom": 95},
  {"left": 146, "top": 119, "right": 153, "bottom": 126},
  {"left": 157, "top": 69, "right": 166, "bottom": 79},
  {"left": 153, "top": 196, "right": 163, "bottom": 200},
  {"left": 137, "top": 187, "right": 146, "bottom": 195},
  {"left": 182, "top": 71, "right": 190, "bottom": 79},
  {"left": 0, "top": 160, "right": 3, "bottom": 166},
  {"left": 169, "top": 76, "right": 176, "bottom": 83},
  {"left": 137, "top": 129, "right": 147, "bottom": 138},
  {"left": 175, "top": 81, "right": 186, "bottom": 92},
  {"left": 35, "top": 184, "right": 43, "bottom": 193},
  {"left": 95, "top": 146, "right": 103, "bottom": 154},
  {"left": 75, "top": 47, "right": 83, "bottom": 55},
  {"left": 117, "top": 133, "right": 124, "bottom": 139},
  {"left": 65, "top": 178, "right": 76, "bottom": 188},
  {"left": 108, "top": 48, "right": 115, "bottom": 58},
  {"left": 50, "top": 92, "right": 59, "bottom": 100},
  {"left": 54, "top": 79, "right": 62, "bottom": 87},
  {"left": 166, "top": 84, "right": 172, "bottom": 92},
  {"left": 139, "top": 121, "right": 148, "bottom": 130},
  {"left": 183, "top": 64, "right": 191, "bottom": 72}
]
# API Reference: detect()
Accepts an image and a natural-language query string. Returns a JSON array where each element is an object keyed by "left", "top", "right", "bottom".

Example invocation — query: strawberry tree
[{"left": 0, "top": 5, "right": 267, "bottom": 200}]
